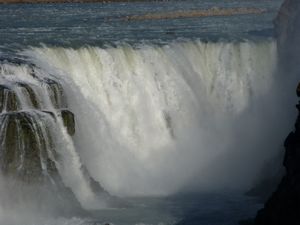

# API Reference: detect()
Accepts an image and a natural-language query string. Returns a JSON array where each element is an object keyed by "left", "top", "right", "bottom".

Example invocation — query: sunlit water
[
  {"left": 0, "top": 0, "right": 282, "bottom": 48},
  {"left": 0, "top": 0, "right": 289, "bottom": 225}
]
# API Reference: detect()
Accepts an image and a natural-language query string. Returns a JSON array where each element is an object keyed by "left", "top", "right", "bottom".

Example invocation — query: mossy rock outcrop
[
  {"left": 0, "top": 79, "right": 66, "bottom": 112},
  {"left": 0, "top": 111, "right": 57, "bottom": 183},
  {"left": 0, "top": 60, "right": 113, "bottom": 215},
  {"left": 0, "top": 82, "right": 40, "bottom": 112},
  {"left": 0, "top": 61, "right": 74, "bottom": 184},
  {"left": 0, "top": 110, "right": 83, "bottom": 215},
  {"left": 1, "top": 62, "right": 67, "bottom": 111},
  {"left": 0, "top": 110, "right": 76, "bottom": 182}
]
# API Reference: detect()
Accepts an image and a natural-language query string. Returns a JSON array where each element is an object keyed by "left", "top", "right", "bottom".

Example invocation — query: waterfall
[
  {"left": 0, "top": 60, "right": 105, "bottom": 210},
  {"left": 23, "top": 39, "right": 292, "bottom": 197}
]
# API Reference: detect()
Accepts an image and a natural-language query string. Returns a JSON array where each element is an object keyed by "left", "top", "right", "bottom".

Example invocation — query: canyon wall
[{"left": 252, "top": 1, "right": 300, "bottom": 224}]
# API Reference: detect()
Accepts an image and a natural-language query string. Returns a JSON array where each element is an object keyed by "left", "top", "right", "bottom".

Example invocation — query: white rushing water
[
  {"left": 0, "top": 63, "right": 104, "bottom": 210},
  {"left": 24, "top": 40, "right": 292, "bottom": 197}
]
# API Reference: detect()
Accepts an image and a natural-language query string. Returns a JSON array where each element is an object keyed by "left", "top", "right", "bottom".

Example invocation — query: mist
[{"left": 22, "top": 40, "right": 296, "bottom": 197}]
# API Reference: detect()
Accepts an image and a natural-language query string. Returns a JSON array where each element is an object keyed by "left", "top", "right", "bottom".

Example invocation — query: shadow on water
[
  {"left": 171, "top": 193, "right": 262, "bottom": 225},
  {"left": 86, "top": 193, "right": 262, "bottom": 225}
]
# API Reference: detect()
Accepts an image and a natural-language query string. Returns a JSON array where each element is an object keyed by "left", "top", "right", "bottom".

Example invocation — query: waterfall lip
[
  {"left": 0, "top": 56, "right": 59, "bottom": 81},
  {"left": 0, "top": 56, "right": 35, "bottom": 67},
  {"left": 24, "top": 40, "right": 278, "bottom": 197},
  {"left": 0, "top": 84, "right": 10, "bottom": 90},
  {"left": 0, "top": 39, "right": 281, "bottom": 203},
  {"left": 0, "top": 109, "right": 73, "bottom": 123},
  {"left": 0, "top": 109, "right": 56, "bottom": 119},
  {"left": 0, "top": 81, "right": 38, "bottom": 88}
]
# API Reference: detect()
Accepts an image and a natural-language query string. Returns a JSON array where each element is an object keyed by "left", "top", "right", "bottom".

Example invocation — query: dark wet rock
[
  {"left": 239, "top": 1, "right": 300, "bottom": 224},
  {"left": 0, "top": 59, "right": 82, "bottom": 214},
  {"left": 248, "top": 0, "right": 300, "bottom": 224},
  {"left": 0, "top": 61, "right": 68, "bottom": 111},
  {"left": 163, "top": 111, "right": 175, "bottom": 138},
  {"left": 81, "top": 166, "right": 107, "bottom": 195},
  {"left": 246, "top": 176, "right": 282, "bottom": 203},
  {"left": 60, "top": 109, "right": 75, "bottom": 135},
  {"left": 0, "top": 82, "right": 41, "bottom": 112},
  {"left": 0, "top": 59, "right": 112, "bottom": 215},
  {"left": 239, "top": 219, "right": 254, "bottom": 225},
  {"left": 0, "top": 84, "right": 20, "bottom": 112},
  {"left": 246, "top": 152, "right": 284, "bottom": 202},
  {"left": 0, "top": 111, "right": 56, "bottom": 182},
  {"left": 1, "top": 59, "right": 66, "bottom": 110},
  {"left": 17, "top": 82, "right": 41, "bottom": 108},
  {"left": 27, "top": 71, "right": 67, "bottom": 109},
  {"left": 81, "top": 166, "right": 129, "bottom": 208},
  {"left": 0, "top": 62, "right": 74, "bottom": 181},
  {"left": 252, "top": 86, "right": 300, "bottom": 225},
  {"left": 43, "top": 78, "right": 67, "bottom": 109},
  {"left": 17, "top": 77, "right": 66, "bottom": 109},
  {"left": 89, "top": 175, "right": 106, "bottom": 194},
  {"left": 275, "top": 0, "right": 300, "bottom": 75},
  {"left": 0, "top": 110, "right": 83, "bottom": 215},
  {"left": 297, "top": 82, "right": 300, "bottom": 97},
  {"left": 42, "top": 110, "right": 56, "bottom": 119}
]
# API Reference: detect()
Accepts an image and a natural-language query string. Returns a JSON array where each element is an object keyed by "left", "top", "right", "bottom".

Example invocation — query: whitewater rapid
[{"left": 24, "top": 40, "right": 290, "bottom": 197}]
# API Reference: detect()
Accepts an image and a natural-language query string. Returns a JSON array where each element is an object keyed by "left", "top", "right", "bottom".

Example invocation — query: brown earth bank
[{"left": 123, "top": 7, "right": 266, "bottom": 21}]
